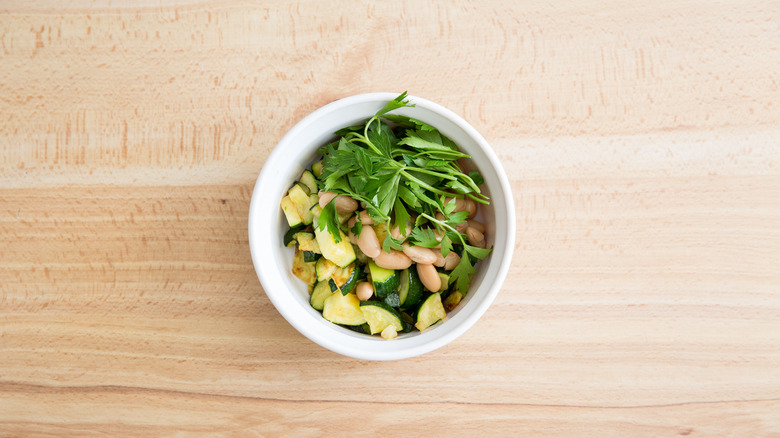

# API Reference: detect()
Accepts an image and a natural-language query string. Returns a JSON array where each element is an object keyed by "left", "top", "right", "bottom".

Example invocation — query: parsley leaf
[
  {"left": 398, "top": 130, "right": 469, "bottom": 156},
  {"left": 442, "top": 197, "right": 457, "bottom": 215},
  {"left": 464, "top": 245, "right": 492, "bottom": 260},
  {"left": 393, "top": 198, "right": 411, "bottom": 236},
  {"left": 317, "top": 199, "right": 341, "bottom": 243},
  {"left": 374, "top": 91, "right": 413, "bottom": 117},
  {"left": 440, "top": 234, "right": 453, "bottom": 257},
  {"left": 469, "top": 170, "right": 484, "bottom": 187},
  {"left": 376, "top": 171, "right": 401, "bottom": 216},
  {"left": 449, "top": 251, "right": 475, "bottom": 293},
  {"left": 382, "top": 114, "right": 436, "bottom": 131},
  {"left": 351, "top": 219, "right": 362, "bottom": 237},
  {"left": 448, "top": 210, "right": 469, "bottom": 226},
  {"left": 410, "top": 227, "right": 440, "bottom": 248},
  {"left": 397, "top": 185, "right": 421, "bottom": 209},
  {"left": 449, "top": 244, "right": 494, "bottom": 293},
  {"left": 382, "top": 233, "right": 404, "bottom": 253}
]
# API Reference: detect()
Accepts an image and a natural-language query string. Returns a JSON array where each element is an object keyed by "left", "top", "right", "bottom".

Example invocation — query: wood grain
[{"left": 1, "top": 0, "right": 779, "bottom": 436}]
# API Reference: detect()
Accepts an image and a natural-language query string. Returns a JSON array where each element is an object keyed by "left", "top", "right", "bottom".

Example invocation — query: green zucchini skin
[
  {"left": 310, "top": 281, "right": 334, "bottom": 311},
  {"left": 383, "top": 291, "right": 401, "bottom": 308},
  {"left": 359, "top": 301, "right": 404, "bottom": 335},
  {"left": 322, "top": 292, "right": 366, "bottom": 326},
  {"left": 339, "top": 264, "right": 360, "bottom": 295},
  {"left": 299, "top": 170, "right": 318, "bottom": 194},
  {"left": 283, "top": 224, "right": 305, "bottom": 247},
  {"left": 311, "top": 161, "right": 324, "bottom": 178},
  {"left": 398, "top": 268, "right": 423, "bottom": 309},
  {"left": 415, "top": 293, "right": 447, "bottom": 331},
  {"left": 369, "top": 262, "right": 400, "bottom": 299},
  {"left": 314, "top": 227, "right": 356, "bottom": 268}
]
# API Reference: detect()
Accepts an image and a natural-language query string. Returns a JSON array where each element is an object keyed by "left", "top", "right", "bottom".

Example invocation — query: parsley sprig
[{"left": 317, "top": 92, "right": 492, "bottom": 293}]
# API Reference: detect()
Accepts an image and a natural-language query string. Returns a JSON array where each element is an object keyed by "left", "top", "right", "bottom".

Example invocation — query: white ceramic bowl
[{"left": 248, "top": 93, "right": 515, "bottom": 360}]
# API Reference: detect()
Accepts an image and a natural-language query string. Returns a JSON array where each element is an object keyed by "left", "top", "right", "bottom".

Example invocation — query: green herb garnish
[{"left": 318, "top": 92, "right": 492, "bottom": 293}]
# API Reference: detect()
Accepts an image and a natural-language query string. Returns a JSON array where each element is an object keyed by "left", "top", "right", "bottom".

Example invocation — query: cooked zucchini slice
[
  {"left": 398, "top": 268, "right": 423, "bottom": 309},
  {"left": 415, "top": 293, "right": 446, "bottom": 331},
  {"left": 354, "top": 246, "right": 371, "bottom": 265},
  {"left": 310, "top": 281, "right": 334, "bottom": 311},
  {"left": 294, "top": 182, "right": 311, "bottom": 196},
  {"left": 374, "top": 225, "right": 388, "bottom": 247},
  {"left": 288, "top": 184, "right": 315, "bottom": 225},
  {"left": 337, "top": 211, "right": 352, "bottom": 224},
  {"left": 383, "top": 291, "right": 401, "bottom": 308},
  {"left": 437, "top": 272, "right": 450, "bottom": 292},
  {"left": 442, "top": 291, "right": 462, "bottom": 312},
  {"left": 299, "top": 170, "right": 318, "bottom": 194},
  {"left": 368, "top": 262, "right": 399, "bottom": 299},
  {"left": 360, "top": 301, "right": 404, "bottom": 335},
  {"left": 292, "top": 249, "right": 316, "bottom": 286},
  {"left": 342, "top": 323, "right": 371, "bottom": 334},
  {"left": 314, "top": 228, "right": 356, "bottom": 268},
  {"left": 327, "top": 264, "right": 359, "bottom": 295},
  {"left": 280, "top": 196, "right": 302, "bottom": 227},
  {"left": 283, "top": 224, "right": 305, "bottom": 247},
  {"left": 335, "top": 263, "right": 358, "bottom": 295},
  {"left": 399, "top": 311, "right": 415, "bottom": 332},
  {"left": 296, "top": 232, "right": 321, "bottom": 253},
  {"left": 311, "top": 160, "right": 324, "bottom": 178},
  {"left": 308, "top": 193, "right": 319, "bottom": 209},
  {"left": 302, "top": 251, "right": 318, "bottom": 262},
  {"left": 316, "top": 258, "right": 338, "bottom": 282},
  {"left": 322, "top": 292, "right": 366, "bottom": 326}
]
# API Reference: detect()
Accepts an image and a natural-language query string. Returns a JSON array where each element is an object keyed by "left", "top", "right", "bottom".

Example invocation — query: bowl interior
[{"left": 248, "top": 93, "right": 514, "bottom": 360}]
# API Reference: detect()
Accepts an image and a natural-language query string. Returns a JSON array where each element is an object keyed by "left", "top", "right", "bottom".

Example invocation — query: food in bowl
[{"left": 279, "top": 93, "right": 492, "bottom": 339}]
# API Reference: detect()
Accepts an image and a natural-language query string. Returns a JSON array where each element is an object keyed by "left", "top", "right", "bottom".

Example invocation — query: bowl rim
[{"left": 248, "top": 92, "right": 515, "bottom": 360}]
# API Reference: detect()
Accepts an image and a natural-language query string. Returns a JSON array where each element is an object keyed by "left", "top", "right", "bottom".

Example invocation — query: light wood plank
[{"left": 1, "top": 0, "right": 779, "bottom": 435}]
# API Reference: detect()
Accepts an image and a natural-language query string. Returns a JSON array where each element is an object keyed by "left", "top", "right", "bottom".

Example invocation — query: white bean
[
  {"left": 359, "top": 210, "right": 374, "bottom": 225},
  {"left": 358, "top": 226, "right": 381, "bottom": 258},
  {"left": 347, "top": 230, "right": 359, "bottom": 245},
  {"left": 402, "top": 242, "right": 437, "bottom": 264},
  {"left": 318, "top": 191, "right": 337, "bottom": 208},
  {"left": 390, "top": 222, "right": 412, "bottom": 240},
  {"left": 318, "top": 191, "right": 358, "bottom": 214},
  {"left": 443, "top": 252, "right": 461, "bottom": 270},
  {"left": 334, "top": 196, "right": 358, "bottom": 214},
  {"left": 356, "top": 281, "right": 374, "bottom": 301},
  {"left": 432, "top": 250, "right": 446, "bottom": 267},
  {"left": 467, "top": 220, "right": 486, "bottom": 233},
  {"left": 443, "top": 197, "right": 466, "bottom": 212},
  {"left": 417, "top": 263, "right": 441, "bottom": 292},
  {"left": 374, "top": 250, "right": 412, "bottom": 270},
  {"left": 464, "top": 199, "right": 477, "bottom": 218},
  {"left": 466, "top": 226, "right": 486, "bottom": 248}
]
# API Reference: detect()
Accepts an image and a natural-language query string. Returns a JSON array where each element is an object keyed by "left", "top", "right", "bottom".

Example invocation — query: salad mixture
[{"left": 280, "top": 93, "right": 491, "bottom": 339}]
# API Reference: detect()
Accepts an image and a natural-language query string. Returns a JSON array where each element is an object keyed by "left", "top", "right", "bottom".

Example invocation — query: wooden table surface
[{"left": 2, "top": 1, "right": 779, "bottom": 436}]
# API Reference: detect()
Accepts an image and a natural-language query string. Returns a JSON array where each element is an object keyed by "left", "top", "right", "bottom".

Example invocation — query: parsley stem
[
  {"left": 362, "top": 117, "right": 388, "bottom": 157},
  {"left": 412, "top": 150, "right": 469, "bottom": 159},
  {"left": 351, "top": 135, "right": 383, "bottom": 157},
  {"left": 419, "top": 212, "right": 468, "bottom": 247},
  {"left": 400, "top": 171, "right": 451, "bottom": 196},
  {"left": 404, "top": 167, "right": 457, "bottom": 180},
  {"left": 465, "top": 192, "right": 490, "bottom": 204}
]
